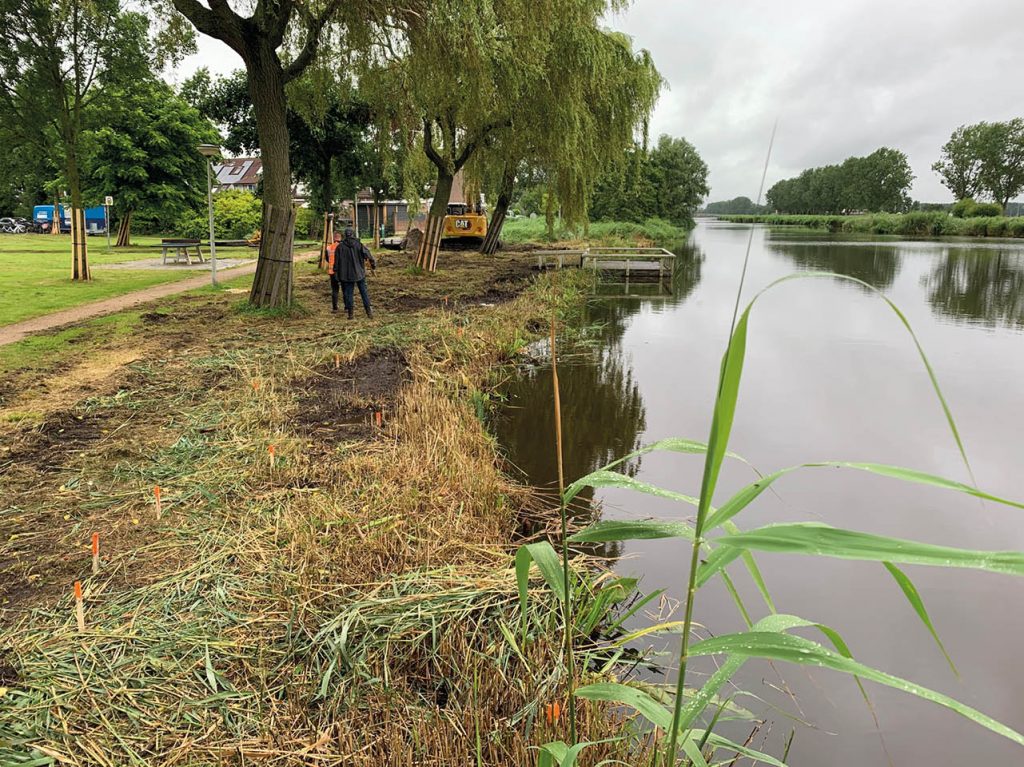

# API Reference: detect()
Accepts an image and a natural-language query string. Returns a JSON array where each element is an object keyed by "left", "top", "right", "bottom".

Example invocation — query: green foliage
[
  {"left": 500, "top": 216, "right": 687, "bottom": 245},
  {"left": 951, "top": 198, "right": 1003, "bottom": 218},
  {"left": 178, "top": 190, "right": 261, "bottom": 240},
  {"left": 85, "top": 77, "right": 218, "bottom": 233},
  {"left": 721, "top": 212, "right": 1024, "bottom": 239},
  {"left": 934, "top": 120, "right": 1024, "bottom": 211},
  {"left": 294, "top": 206, "right": 317, "bottom": 238},
  {"left": 588, "top": 135, "right": 709, "bottom": 226},
  {"left": 767, "top": 147, "right": 914, "bottom": 214},
  {"left": 933, "top": 124, "right": 987, "bottom": 200},
  {"left": 704, "top": 196, "right": 769, "bottom": 215}
]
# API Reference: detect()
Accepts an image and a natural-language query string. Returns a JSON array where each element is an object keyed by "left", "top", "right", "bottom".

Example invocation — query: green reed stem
[
  {"left": 664, "top": 123, "right": 777, "bottom": 765},
  {"left": 551, "top": 316, "right": 577, "bottom": 745}
]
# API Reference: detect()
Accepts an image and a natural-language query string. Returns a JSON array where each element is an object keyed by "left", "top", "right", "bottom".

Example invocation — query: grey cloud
[{"left": 613, "top": 0, "right": 1024, "bottom": 202}]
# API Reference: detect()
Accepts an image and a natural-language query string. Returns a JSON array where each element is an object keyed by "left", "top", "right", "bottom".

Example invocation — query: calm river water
[{"left": 494, "top": 221, "right": 1024, "bottom": 765}]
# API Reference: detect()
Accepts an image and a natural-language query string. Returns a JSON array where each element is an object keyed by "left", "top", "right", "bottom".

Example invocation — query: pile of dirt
[{"left": 294, "top": 347, "right": 409, "bottom": 441}]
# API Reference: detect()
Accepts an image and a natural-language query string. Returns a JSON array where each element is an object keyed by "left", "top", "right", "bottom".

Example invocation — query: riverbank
[
  {"left": 719, "top": 212, "right": 1024, "bottom": 238},
  {"left": 501, "top": 216, "right": 690, "bottom": 247},
  {"left": 0, "top": 253, "right": 640, "bottom": 765}
]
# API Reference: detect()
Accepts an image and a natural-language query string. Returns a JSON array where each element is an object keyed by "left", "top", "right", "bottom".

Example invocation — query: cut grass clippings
[{"left": 0, "top": 248, "right": 646, "bottom": 765}]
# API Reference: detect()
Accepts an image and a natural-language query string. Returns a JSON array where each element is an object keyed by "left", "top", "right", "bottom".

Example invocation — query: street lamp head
[{"left": 197, "top": 144, "right": 222, "bottom": 158}]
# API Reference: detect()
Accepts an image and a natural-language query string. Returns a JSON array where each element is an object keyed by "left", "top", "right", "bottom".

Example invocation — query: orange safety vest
[{"left": 326, "top": 241, "right": 338, "bottom": 272}]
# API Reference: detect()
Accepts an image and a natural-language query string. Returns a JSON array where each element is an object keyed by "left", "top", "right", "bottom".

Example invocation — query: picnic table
[{"left": 160, "top": 238, "right": 205, "bottom": 265}]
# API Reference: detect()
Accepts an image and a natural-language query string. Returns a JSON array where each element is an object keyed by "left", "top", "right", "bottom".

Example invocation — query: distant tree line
[
  {"left": 933, "top": 120, "right": 1024, "bottom": 213},
  {"left": 703, "top": 196, "right": 769, "bottom": 215},
  {"left": 766, "top": 148, "right": 914, "bottom": 214}
]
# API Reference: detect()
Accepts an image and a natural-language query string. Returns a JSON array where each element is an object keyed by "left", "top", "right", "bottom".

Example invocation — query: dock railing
[{"left": 535, "top": 247, "right": 677, "bottom": 295}]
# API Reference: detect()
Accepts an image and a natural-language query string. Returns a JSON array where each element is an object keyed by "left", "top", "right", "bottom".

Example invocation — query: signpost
[
  {"left": 197, "top": 144, "right": 221, "bottom": 286},
  {"left": 104, "top": 195, "right": 113, "bottom": 249}
]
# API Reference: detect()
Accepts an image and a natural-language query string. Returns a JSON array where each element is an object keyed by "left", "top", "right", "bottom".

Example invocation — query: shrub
[
  {"left": 973, "top": 202, "right": 1004, "bottom": 218},
  {"left": 986, "top": 218, "right": 1008, "bottom": 236},
  {"left": 294, "top": 207, "right": 316, "bottom": 238},
  {"left": 177, "top": 190, "right": 262, "bottom": 240},
  {"left": 950, "top": 198, "right": 976, "bottom": 218}
]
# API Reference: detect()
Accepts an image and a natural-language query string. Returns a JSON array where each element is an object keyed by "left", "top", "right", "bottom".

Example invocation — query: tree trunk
[
  {"left": 545, "top": 184, "right": 556, "bottom": 240},
  {"left": 245, "top": 42, "right": 294, "bottom": 307},
  {"left": 65, "top": 143, "right": 90, "bottom": 280},
  {"left": 480, "top": 168, "right": 514, "bottom": 255},
  {"left": 250, "top": 203, "right": 297, "bottom": 306},
  {"left": 115, "top": 210, "right": 132, "bottom": 247},
  {"left": 416, "top": 172, "right": 453, "bottom": 272},
  {"left": 373, "top": 189, "right": 381, "bottom": 248}
]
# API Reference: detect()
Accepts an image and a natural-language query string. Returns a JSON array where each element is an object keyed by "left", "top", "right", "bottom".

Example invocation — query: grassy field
[
  {"left": 0, "top": 234, "right": 263, "bottom": 326},
  {"left": 718, "top": 212, "right": 1024, "bottom": 237}
]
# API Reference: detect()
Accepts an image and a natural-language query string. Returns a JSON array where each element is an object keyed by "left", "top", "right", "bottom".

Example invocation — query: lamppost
[{"left": 198, "top": 144, "right": 222, "bottom": 286}]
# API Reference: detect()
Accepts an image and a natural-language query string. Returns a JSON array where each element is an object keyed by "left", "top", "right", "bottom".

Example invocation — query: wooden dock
[{"left": 533, "top": 247, "right": 677, "bottom": 296}]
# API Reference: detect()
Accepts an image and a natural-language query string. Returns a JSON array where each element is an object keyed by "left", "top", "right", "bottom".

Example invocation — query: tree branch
[
  {"left": 283, "top": 0, "right": 343, "bottom": 83},
  {"left": 454, "top": 119, "right": 511, "bottom": 170},
  {"left": 422, "top": 118, "right": 445, "bottom": 170},
  {"left": 172, "top": 0, "right": 244, "bottom": 53}
]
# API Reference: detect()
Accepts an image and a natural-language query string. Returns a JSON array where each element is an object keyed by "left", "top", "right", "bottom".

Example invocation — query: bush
[
  {"left": 295, "top": 207, "right": 316, "bottom": 238},
  {"left": 973, "top": 202, "right": 1004, "bottom": 218},
  {"left": 177, "top": 190, "right": 262, "bottom": 240},
  {"left": 951, "top": 198, "right": 1004, "bottom": 218}
]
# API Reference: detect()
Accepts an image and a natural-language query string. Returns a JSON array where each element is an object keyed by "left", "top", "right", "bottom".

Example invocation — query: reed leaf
[
  {"left": 704, "top": 461, "right": 1024, "bottom": 533},
  {"left": 703, "top": 523, "right": 1024, "bottom": 577},
  {"left": 568, "top": 519, "right": 695, "bottom": 543},
  {"left": 883, "top": 562, "right": 958, "bottom": 676},
  {"left": 689, "top": 631, "right": 1024, "bottom": 747},
  {"left": 515, "top": 541, "right": 569, "bottom": 640}
]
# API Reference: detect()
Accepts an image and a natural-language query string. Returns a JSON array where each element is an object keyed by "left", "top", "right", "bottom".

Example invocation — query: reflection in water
[
  {"left": 924, "top": 248, "right": 1024, "bottom": 328},
  {"left": 768, "top": 240, "right": 901, "bottom": 290},
  {"left": 496, "top": 223, "right": 1024, "bottom": 766}
]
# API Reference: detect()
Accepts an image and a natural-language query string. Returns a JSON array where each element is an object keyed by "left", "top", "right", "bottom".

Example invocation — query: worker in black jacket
[{"left": 331, "top": 227, "right": 376, "bottom": 318}]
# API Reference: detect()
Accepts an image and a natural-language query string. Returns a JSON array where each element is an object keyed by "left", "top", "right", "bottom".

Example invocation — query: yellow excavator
[{"left": 441, "top": 201, "right": 488, "bottom": 241}]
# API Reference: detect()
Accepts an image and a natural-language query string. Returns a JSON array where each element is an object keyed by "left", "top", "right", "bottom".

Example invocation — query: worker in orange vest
[{"left": 326, "top": 232, "right": 342, "bottom": 312}]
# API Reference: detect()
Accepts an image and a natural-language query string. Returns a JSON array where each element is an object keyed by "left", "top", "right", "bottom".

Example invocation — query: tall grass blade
[
  {"left": 515, "top": 541, "right": 568, "bottom": 641},
  {"left": 883, "top": 562, "right": 958, "bottom": 676},
  {"left": 704, "top": 460, "right": 1024, "bottom": 533},
  {"left": 706, "top": 522, "right": 1024, "bottom": 576},
  {"left": 568, "top": 519, "right": 695, "bottom": 543},
  {"left": 689, "top": 631, "right": 1024, "bottom": 747}
]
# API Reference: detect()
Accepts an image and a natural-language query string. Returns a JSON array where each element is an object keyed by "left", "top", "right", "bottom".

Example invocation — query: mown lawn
[{"left": 0, "top": 234, "right": 259, "bottom": 326}]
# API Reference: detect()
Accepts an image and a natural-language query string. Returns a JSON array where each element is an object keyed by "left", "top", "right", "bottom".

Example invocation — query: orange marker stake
[
  {"left": 457, "top": 326, "right": 464, "bottom": 338},
  {"left": 91, "top": 533, "right": 99, "bottom": 575},
  {"left": 268, "top": 444, "right": 276, "bottom": 470},
  {"left": 252, "top": 379, "right": 260, "bottom": 392},
  {"left": 74, "top": 581, "right": 85, "bottom": 632},
  {"left": 334, "top": 353, "right": 340, "bottom": 370},
  {"left": 154, "top": 485, "right": 162, "bottom": 520},
  {"left": 375, "top": 411, "right": 383, "bottom": 428}
]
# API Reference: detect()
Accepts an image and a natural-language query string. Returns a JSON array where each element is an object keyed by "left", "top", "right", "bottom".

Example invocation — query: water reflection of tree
[
  {"left": 767, "top": 241, "right": 901, "bottom": 290},
  {"left": 924, "top": 249, "right": 1024, "bottom": 328}
]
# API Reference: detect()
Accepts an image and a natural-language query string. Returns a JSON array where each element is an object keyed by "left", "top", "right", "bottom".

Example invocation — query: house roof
[{"left": 214, "top": 157, "right": 262, "bottom": 188}]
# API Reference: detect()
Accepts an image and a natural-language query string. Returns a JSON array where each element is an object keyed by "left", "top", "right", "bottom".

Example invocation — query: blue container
[{"left": 33, "top": 205, "right": 107, "bottom": 233}]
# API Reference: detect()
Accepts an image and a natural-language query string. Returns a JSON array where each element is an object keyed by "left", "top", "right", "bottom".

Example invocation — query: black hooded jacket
[{"left": 333, "top": 235, "right": 376, "bottom": 281}]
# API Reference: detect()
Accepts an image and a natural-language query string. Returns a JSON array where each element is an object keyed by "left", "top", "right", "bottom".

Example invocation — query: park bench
[{"left": 160, "top": 238, "right": 205, "bottom": 265}]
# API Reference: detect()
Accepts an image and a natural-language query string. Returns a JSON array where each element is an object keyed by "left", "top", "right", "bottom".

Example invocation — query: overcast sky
[{"left": 176, "top": 0, "right": 1024, "bottom": 203}]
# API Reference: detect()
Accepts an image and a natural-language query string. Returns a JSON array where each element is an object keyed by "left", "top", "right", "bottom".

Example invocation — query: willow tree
[
  {"left": 363, "top": 0, "right": 565, "bottom": 272},
  {"left": 165, "top": 0, "right": 415, "bottom": 305},
  {"left": 475, "top": 24, "right": 661, "bottom": 254}
]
